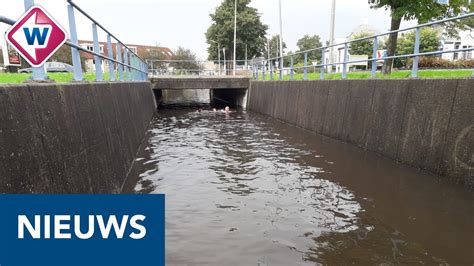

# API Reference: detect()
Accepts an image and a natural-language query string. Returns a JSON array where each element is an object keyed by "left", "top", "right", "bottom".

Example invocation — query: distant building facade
[
  {"left": 441, "top": 29, "right": 474, "bottom": 61},
  {"left": 77, "top": 40, "right": 173, "bottom": 72}
]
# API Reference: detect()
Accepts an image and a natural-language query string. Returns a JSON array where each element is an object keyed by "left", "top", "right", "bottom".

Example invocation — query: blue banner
[{"left": 0, "top": 194, "right": 165, "bottom": 266}]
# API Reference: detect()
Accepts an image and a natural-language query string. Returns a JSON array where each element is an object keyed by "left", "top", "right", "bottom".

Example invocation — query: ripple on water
[{"left": 125, "top": 109, "right": 464, "bottom": 265}]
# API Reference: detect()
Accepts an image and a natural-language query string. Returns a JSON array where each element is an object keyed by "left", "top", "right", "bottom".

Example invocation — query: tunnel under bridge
[{"left": 150, "top": 77, "right": 250, "bottom": 107}]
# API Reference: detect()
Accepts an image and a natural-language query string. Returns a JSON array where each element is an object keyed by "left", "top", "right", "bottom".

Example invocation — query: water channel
[{"left": 123, "top": 107, "right": 473, "bottom": 265}]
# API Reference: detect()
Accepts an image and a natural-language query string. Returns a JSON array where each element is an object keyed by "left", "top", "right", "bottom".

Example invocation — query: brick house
[{"left": 77, "top": 40, "right": 173, "bottom": 72}]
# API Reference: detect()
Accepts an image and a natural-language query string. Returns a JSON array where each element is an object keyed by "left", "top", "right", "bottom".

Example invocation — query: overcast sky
[{"left": 1, "top": 0, "right": 417, "bottom": 60}]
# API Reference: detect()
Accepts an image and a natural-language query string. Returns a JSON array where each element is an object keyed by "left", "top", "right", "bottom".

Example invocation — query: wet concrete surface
[{"left": 123, "top": 108, "right": 473, "bottom": 265}]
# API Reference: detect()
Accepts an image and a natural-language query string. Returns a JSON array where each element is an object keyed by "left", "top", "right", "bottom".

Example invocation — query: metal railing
[
  {"left": 252, "top": 12, "right": 474, "bottom": 80},
  {"left": 147, "top": 59, "right": 252, "bottom": 77},
  {"left": 1, "top": 0, "right": 148, "bottom": 82}
]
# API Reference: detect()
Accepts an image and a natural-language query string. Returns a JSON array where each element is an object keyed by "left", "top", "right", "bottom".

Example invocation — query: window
[
  {"left": 129, "top": 47, "right": 138, "bottom": 54},
  {"left": 82, "top": 44, "right": 103, "bottom": 53}
]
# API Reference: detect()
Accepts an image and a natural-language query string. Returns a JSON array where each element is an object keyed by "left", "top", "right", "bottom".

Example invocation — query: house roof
[{"left": 77, "top": 40, "right": 173, "bottom": 60}]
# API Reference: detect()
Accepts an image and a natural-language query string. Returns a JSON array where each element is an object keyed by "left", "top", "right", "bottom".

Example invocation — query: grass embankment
[
  {"left": 261, "top": 69, "right": 473, "bottom": 81},
  {"left": 0, "top": 72, "right": 114, "bottom": 83},
  {"left": 0, "top": 69, "right": 471, "bottom": 83}
]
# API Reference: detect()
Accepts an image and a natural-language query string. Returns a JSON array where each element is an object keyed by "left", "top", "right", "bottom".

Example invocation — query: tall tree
[
  {"left": 170, "top": 47, "right": 202, "bottom": 74},
  {"left": 295, "top": 34, "right": 323, "bottom": 64},
  {"left": 144, "top": 44, "right": 168, "bottom": 69},
  {"left": 265, "top": 35, "right": 286, "bottom": 60},
  {"left": 206, "top": 0, "right": 268, "bottom": 63},
  {"left": 395, "top": 27, "right": 441, "bottom": 67},
  {"left": 349, "top": 31, "right": 384, "bottom": 59},
  {"left": 368, "top": 0, "right": 470, "bottom": 74}
]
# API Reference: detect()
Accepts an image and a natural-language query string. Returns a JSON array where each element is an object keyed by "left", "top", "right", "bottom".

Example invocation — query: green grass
[
  {"left": 0, "top": 69, "right": 471, "bottom": 83},
  {"left": 0, "top": 72, "right": 116, "bottom": 83},
  {"left": 261, "top": 69, "right": 473, "bottom": 81}
]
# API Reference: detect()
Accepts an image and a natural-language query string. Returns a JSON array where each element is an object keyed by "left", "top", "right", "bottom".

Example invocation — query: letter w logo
[{"left": 23, "top": 27, "right": 49, "bottom": 45}]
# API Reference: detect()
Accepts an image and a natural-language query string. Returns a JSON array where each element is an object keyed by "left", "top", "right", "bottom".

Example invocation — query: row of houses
[
  {"left": 76, "top": 40, "right": 173, "bottom": 72},
  {"left": 0, "top": 39, "right": 173, "bottom": 72}
]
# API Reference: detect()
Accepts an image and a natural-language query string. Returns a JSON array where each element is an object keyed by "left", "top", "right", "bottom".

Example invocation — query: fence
[
  {"left": 0, "top": 0, "right": 148, "bottom": 82},
  {"left": 252, "top": 11, "right": 474, "bottom": 80},
  {"left": 147, "top": 59, "right": 251, "bottom": 77}
]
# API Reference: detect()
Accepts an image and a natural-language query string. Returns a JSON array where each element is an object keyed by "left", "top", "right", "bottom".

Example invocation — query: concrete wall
[
  {"left": 0, "top": 82, "right": 156, "bottom": 193},
  {"left": 248, "top": 79, "right": 473, "bottom": 187}
]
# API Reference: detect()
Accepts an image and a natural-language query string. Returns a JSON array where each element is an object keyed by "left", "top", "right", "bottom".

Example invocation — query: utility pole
[
  {"left": 211, "top": 40, "right": 220, "bottom": 75},
  {"left": 245, "top": 44, "right": 248, "bottom": 69},
  {"left": 223, "top": 48, "right": 227, "bottom": 75},
  {"left": 328, "top": 0, "right": 336, "bottom": 73},
  {"left": 233, "top": 0, "right": 237, "bottom": 76},
  {"left": 278, "top": 0, "right": 284, "bottom": 74}
]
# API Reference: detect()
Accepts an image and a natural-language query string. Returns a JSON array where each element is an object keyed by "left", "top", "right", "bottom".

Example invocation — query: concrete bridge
[
  {"left": 150, "top": 76, "right": 250, "bottom": 90},
  {"left": 150, "top": 76, "right": 250, "bottom": 107}
]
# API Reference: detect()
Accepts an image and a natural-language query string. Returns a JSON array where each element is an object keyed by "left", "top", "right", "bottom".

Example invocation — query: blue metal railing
[
  {"left": 0, "top": 0, "right": 148, "bottom": 82},
  {"left": 253, "top": 12, "right": 474, "bottom": 80},
  {"left": 66, "top": 0, "right": 148, "bottom": 82}
]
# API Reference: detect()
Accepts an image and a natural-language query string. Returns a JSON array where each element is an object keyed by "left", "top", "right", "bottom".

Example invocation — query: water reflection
[{"left": 123, "top": 108, "right": 473, "bottom": 265}]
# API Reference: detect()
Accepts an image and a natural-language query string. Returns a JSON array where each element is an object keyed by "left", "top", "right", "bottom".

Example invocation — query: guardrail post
[
  {"left": 128, "top": 53, "right": 133, "bottom": 81},
  {"left": 92, "top": 23, "right": 103, "bottom": 81},
  {"left": 270, "top": 60, "right": 273, "bottom": 80},
  {"left": 342, "top": 43, "right": 348, "bottom": 79},
  {"left": 411, "top": 27, "right": 421, "bottom": 78},
  {"left": 24, "top": 0, "right": 47, "bottom": 81},
  {"left": 303, "top": 52, "right": 308, "bottom": 80},
  {"left": 320, "top": 49, "right": 325, "bottom": 80},
  {"left": 67, "top": 3, "right": 83, "bottom": 81},
  {"left": 106, "top": 34, "right": 115, "bottom": 81},
  {"left": 123, "top": 49, "right": 129, "bottom": 80},
  {"left": 262, "top": 61, "right": 266, "bottom": 81},
  {"left": 290, "top": 56, "right": 294, "bottom": 80},
  {"left": 116, "top": 43, "right": 124, "bottom": 81},
  {"left": 371, "top": 37, "right": 378, "bottom": 78},
  {"left": 279, "top": 57, "right": 283, "bottom": 80},
  {"left": 130, "top": 55, "right": 133, "bottom": 81}
]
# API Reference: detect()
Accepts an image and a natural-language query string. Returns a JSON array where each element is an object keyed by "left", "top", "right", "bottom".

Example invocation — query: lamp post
[
  {"left": 328, "top": 0, "right": 336, "bottom": 73},
  {"left": 233, "top": 0, "right": 237, "bottom": 76},
  {"left": 278, "top": 0, "right": 284, "bottom": 78},
  {"left": 210, "top": 40, "right": 221, "bottom": 76},
  {"left": 223, "top": 48, "right": 227, "bottom": 75}
]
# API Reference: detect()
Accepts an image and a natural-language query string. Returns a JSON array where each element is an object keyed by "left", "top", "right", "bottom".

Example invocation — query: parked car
[{"left": 18, "top": 62, "right": 74, "bottom": 73}]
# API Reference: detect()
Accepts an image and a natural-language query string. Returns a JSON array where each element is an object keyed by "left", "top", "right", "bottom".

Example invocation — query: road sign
[{"left": 5, "top": 5, "right": 67, "bottom": 67}]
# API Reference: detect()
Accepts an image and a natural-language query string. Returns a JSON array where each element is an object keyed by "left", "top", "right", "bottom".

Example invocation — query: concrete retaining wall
[
  {"left": 0, "top": 82, "right": 156, "bottom": 193},
  {"left": 248, "top": 79, "right": 473, "bottom": 187}
]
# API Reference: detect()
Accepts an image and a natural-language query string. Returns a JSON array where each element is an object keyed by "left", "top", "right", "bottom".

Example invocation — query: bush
[{"left": 404, "top": 56, "right": 474, "bottom": 69}]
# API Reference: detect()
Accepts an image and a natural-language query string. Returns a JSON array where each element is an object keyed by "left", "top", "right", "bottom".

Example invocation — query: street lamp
[
  {"left": 329, "top": 0, "right": 336, "bottom": 73},
  {"left": 278, "top": 0, "right": 284, "bottom": 77},
  {"left": 210, "top": 40, "right": 221, "bottom": 76},
  {"left": 223, "top": 48, "right": 227, "bottom": 75},
  {"left": 233, "top": 0, "right": 237, "bottom": 76}
]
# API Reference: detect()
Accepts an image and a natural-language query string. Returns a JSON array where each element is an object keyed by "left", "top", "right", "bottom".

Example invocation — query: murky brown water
[{"left": 123, "top": 108, "right": 473, "bottom": 265}]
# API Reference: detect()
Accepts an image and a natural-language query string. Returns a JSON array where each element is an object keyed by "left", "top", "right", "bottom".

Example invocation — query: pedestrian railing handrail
[
  {"left": 0, "top": 0, "right": 148, "bottom": 82},
  {"left": 253, "top": 11, "right": 474, "bottom": 80},
  {"left": 147, "top": 59, "right": 252, "bottom": 77},
  {"left": 66, "top": 0, "right": 148, "bottom": 81}
]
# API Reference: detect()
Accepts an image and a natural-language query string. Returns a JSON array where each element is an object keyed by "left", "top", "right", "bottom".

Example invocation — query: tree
[
  {"left": 368, "top": 0, "right": 470, "bottom": 74},
  {"left": 170, "top": 47, "right": 202, "bottom": 74},
  {"left": 395, "top": 27, "right": 441, "bottom": 67},
  {"left": 143, "top": 44, "right": 168, "bottom": 69},
  {"left": 265, "top": 34, "right": 286, "bottom": 60},
  {"left": 294, "top": 34, "right": 323, "bottom": 64},
  {"left": 349, "top": 31, "right": 382, "bottom": 58},
  {"left": 50, "top": 45, "right": 84, "bottom": 68},
  {"left": 206, "top": 0, "right": 268, "bottom": 64}
]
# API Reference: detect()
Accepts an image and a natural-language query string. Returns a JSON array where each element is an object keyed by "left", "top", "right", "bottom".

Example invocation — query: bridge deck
[{"left": 150, "top": 76, "right": 250, "bottom": 90}]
